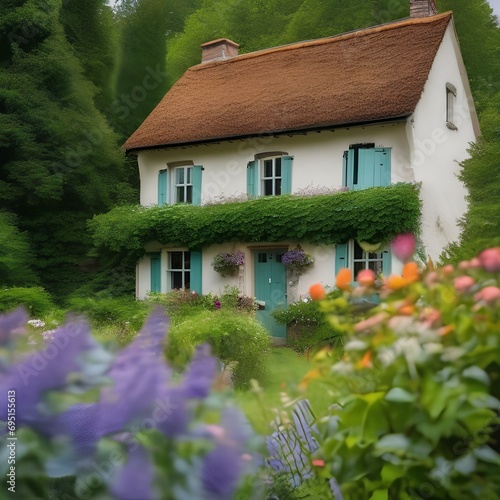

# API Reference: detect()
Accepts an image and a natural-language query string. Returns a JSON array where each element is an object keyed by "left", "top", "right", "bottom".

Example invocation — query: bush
[
  {"left": 67, "top": 296, "right": 149, "bottom": 342},
  {"left": 0, "top": 287, "right": 54, "bottom": 316},
  {"left": 273, "top": 293, "right": 342, "bottom": 353},
  {"left": 167, "top": 309, "right": 271, "bottom": 388},
  {"left": 294, "top": 248, "right": 500, "bottom": 498}
]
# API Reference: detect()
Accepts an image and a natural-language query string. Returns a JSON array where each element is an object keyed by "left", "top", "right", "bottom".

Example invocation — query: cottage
[{"left": 124, "top": 0, "right": 479, "bottom": 341}]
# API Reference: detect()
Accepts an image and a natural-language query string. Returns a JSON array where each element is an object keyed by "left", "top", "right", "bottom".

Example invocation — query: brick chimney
[
  {"left": 410, "top": 0, "right": 437, "bottom": 17},
  {"left": 200, "top": 39, "right": 239, "bottom": 64}
]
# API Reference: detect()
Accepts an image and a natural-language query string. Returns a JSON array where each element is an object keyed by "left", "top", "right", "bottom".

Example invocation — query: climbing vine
[{"left": 89, "top": 183, "right": 421, "bottom": 259}]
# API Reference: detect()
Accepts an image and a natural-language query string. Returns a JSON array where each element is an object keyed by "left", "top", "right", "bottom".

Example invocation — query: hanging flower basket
[
  {"left": 211, "top": 251, "right": 245, "bottom": 276},
  {"left": 281, "top": 246, "right": 313, "bottom": 275}
]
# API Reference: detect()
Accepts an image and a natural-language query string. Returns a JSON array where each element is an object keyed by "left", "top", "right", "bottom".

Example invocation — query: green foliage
[
  {"left": 67, "top": 296, "right": 149, "bottom": 337},
  {"left": 299, "top": 252, "right": 500, "bottom": 498},
  {"left": 90, "top": 183, "right": 421, "bottom": 260},
  {"left": 0, "top": 287, "right": 54, "bottom": 316},
  {"left": 0, "top": 211, "right": 37, "bottom": 286},
  {"left": 273, "top": 295, "right": 342, "bottom": 353},
  {"left": 167, "top": 309, "right": 272, "bottom": 388}
]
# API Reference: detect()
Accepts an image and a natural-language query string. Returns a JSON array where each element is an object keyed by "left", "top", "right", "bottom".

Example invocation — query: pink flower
[
  {"left": 356, "top": 269, "right": 376, "bottom": 287},
  {"left": 454, "top": 276, "right": 475, "bottom": 293},
  {"left": 474, "top": 286, "right": 500, "bottom": 305},
  {"left": 478, "top": 248, "right": 500, "bottom": 273},
  {"left": 391, "top": 233, "right": 416, "bottom": 263}
]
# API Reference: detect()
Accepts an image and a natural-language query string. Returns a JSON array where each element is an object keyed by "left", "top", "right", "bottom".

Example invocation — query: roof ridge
[{"left": 191, "top": 11, "right": 453, "bottom": 72}]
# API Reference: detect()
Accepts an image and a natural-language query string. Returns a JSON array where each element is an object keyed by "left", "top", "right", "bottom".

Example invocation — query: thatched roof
[{"left": 124, "top": 12, "right": 452, "bottom": 153}]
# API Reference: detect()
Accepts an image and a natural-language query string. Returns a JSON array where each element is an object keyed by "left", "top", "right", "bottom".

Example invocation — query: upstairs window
[
  {"left": 343, "top": 144, "right": 391, "bottom": 190},
  {"left": 158, "top": 163, "right": 203, "bottom": 206},
  {"left": 446, "top": 83, "right": 458, "bottom": 130},
  {"left": 247, "top": 153, "right": 293, "bottom": 197},
  {"left": 262, "top": 157, "right": 282, "bottom": 196},
  {"left": 174, "top": 166, "right": 193, "bottom": 204}
]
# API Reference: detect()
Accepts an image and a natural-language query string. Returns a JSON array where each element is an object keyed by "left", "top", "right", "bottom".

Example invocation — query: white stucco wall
[
  {"left": 406, "top": 21, "right": 479, "bottom": 261},
  {"left": 137, "top": 122, "right": 412, "bottom": 207}
]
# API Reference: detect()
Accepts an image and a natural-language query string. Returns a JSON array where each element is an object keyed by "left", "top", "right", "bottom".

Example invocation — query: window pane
[
  {"left": 170, "top": 252, "right": 183, "bottom": 269},
  {"left": 171, "top": 271, "right": 183, "bottom": 289},
  {"left": 186, "top": 185, "right": 193, "bottom": 204},
  {"left": 187, "top": 167, "right": 192, "bottom": 184},
  {"left": 275, "top": 178, "right": 282, "bottom": 195},
  {"left": 354, "top": 262, "right": 364, "bottom": 277},
  {"left": 264, "top": 179, "right": 273, "bottom": 196},
  {"left": 264, "top": 160, "right": 273, "bottom": 178},
  {"left": 258, "top": 253, "right": 267, "bottom": 263},
  {"left": 184, "top": 251, "right": 190, "bottom": 269},
  {"left": 176, "top": 168, "right": 184, "bottom": 184},
  {"left": 176, "top": 186, "right": 184, "bottom": 203},
  {"left": 275, "top": 157, "right": 282, "bottom": 177},
  {"left": 185, "top": 271, "right": 191, "bottom": 289},
  {"left": 369, "top": 261, "right": 383, "bottom": 274},
  {"left": 354, "top": 243, "right": 363, "bottom": 259}
]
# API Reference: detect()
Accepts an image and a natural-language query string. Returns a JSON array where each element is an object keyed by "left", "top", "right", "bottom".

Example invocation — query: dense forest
[{"left": 1, "top": 0, "right": 499, "bottom": 302}]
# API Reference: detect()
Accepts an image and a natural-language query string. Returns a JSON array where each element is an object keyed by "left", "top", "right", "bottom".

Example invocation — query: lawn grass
[{"left": 234, "top": 347, "right": 331, "bottom": 434}]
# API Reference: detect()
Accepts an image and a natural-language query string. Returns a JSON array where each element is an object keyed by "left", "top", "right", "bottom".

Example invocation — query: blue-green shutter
[
  {"left": 374, "top": 148, "right": 391, "bottom": 187},
  {"left": 150, "top": 253, "right": 161, "bottom": 292},
  {"left": 158, "top": 169, "right": 168, "bottom": 206},
  {"left": 357, "top": 148, "right": 376, "bottom": 190},
  {"left": 382, "top": 249, "right": 392, "bottom": 277},
  {"left": 342, "top": 151, "right": 348, "bottom": 187},
  {"left": 335, "top": 243, "right": 349, "bottom": 273},
  {"left": 246, "top": 160, "right": 258, "bottom": 197},
  {"left": 281, "top": 156, "right": 293, "bottom": 194},
  {"left": 192, "top": 165, "right": 203, "bottom": 206},
  {"left": 346, "top": 151, "right": 355, "bottom": 190},
  {"left": 190, "top": 250, "right": 202, "bottom": 294}
]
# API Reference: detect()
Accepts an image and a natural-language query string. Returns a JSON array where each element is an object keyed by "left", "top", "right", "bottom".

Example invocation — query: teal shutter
[
  {"left": 374, "top": 148, "right": 391, "bottom": 187},
  {"left": 346, "top": 151, "right": 355, "bottom": 190},
  {"left": 150, "top": 253, "right": 161, "bottom": 292},
  {"left": 342, "top": 151, "right": 348, "bottom": 187},
  {"left": 335, "top": 243, "right": 349, "bottom": 273},
  {"left": 192, "top": 165, "right": 203, "bottom": 206},
  {"left": 382, "top": 249, "right": 392, "bottom": 277},
  {"left": 357, "top": 148, "right": 376, "bottom": 190},
  {"left": 247, "top": 160, "right": 258, "bottom": 197},
  {"left": 281, "top": 156, "right": 293, "bottom": 194},
  {"left": 190, "top": 250, "right": 202, "bottom": 294},
  {"left": 158, "top": 169, "right": 168, "bottom": 206}
]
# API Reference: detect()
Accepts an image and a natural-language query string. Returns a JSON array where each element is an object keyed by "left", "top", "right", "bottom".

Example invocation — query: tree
[{"left": 0, "top": 0, "right": 129, "bottom": 298}]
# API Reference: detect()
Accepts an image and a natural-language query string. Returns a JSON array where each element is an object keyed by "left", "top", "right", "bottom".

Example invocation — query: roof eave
[{"left": 124, "top": 114, "right": 413, "bottom": 155}]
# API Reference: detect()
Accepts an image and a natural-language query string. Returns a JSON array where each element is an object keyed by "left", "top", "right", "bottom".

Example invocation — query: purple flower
[
  {"left": 201, "top": 407, "right": 254, "bottom": 498},
  {"left": 0, "top": 308, "right": 28, "bottom": 345},
  {"left": 0, "top": 318, "right": 96, "bottom": 434},
  {"left": 110, "top": 445, "right": 154, "bottom": 500},
  {"left": 281, "top": 247, "right": 312, "bottom": 268},
  {"left": 182, "top": 344, "right": 217, "bottom": 398},
  {"left": 214, "top": 300, "right": 221, "bottom": 309}
]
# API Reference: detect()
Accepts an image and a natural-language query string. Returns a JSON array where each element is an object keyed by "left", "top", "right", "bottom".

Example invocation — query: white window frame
[
  {"left": 173, "top": 166, "right": 193, "bottom": 204},
  {"left": 350, "top": 240, "right": 385, "bottom": 279},
  {"left": 260, "top": 156, "right": 282, "bottom": 196},
  {"left": 446, "top": 83, "right": 458, "bottom": 130},
  {"left": 166, "top": 250, "right": 190, "bottom": 290}
]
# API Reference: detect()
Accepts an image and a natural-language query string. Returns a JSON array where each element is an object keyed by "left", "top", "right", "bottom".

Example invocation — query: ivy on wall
[{"left": 89, "top": 183, "right": 421, "bottom": 259}]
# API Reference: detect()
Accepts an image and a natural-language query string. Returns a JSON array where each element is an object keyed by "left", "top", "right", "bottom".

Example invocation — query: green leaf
[
  {"left": 370, "top": 489, "right": 388, "bottom": 500},
  {"left": 385, "top": 387, "right": 416, "bottom": 403},
  {"left": 373, "top": 434, "right": 410, "bottom": 456}
]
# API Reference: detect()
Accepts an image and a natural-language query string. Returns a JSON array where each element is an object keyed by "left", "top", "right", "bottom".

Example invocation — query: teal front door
[{"left": 254, "top": 250, "right": 287, "bottom": 338}]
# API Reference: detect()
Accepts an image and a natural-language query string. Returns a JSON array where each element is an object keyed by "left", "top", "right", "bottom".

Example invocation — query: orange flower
[
  {"left": 402, "top": 261, "right": 419, "bottom": 284},
  {"left": 439, "top": 325, "right": 454, "bottom": 336},
  {"left": 309, "top": 283, "right": 326, "bottom": 300},
  {"left": 336, "top": 268, "right": 352, "bottom": 290},
  {"left": 298, "top": 368, "right": 323, "bottom": 390},
  {"left": 398, "top": 304, "right": 415, "bottom": 316},
  {"left": 357, "top": 268, "right": 376, "bottom": 287},
  {"left": 386, "top": 274, "right": 406, "bottom": 290},
  {"left": 360, "top": 350, "right": 373, "bottom": 368}
]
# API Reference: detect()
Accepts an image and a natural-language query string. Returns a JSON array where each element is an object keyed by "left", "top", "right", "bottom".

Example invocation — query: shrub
[
  {"left": 167, "top": 309, "right": 271, "bottom": 388},
  {"left": 295, "top": 247, "right": 500, "bottom": 498},
  {"left": 67, "top": 296, "right": 149, "bottom": 341},
  {"left": 273, "top": 293, "right": 342, "bottom": 353},
  {"left": 0, "top": 287, "right": 54, "bottom": 316},
  {"left": 145, "top": 289, "right": 211, "bottom": 318}
]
